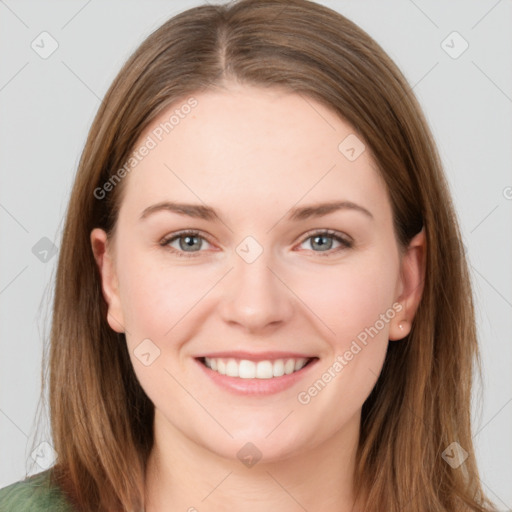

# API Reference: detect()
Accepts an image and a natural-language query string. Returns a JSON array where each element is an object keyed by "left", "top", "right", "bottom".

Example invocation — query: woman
[{"left": 0, "top": 0, "right": 498, "bottom": 510}]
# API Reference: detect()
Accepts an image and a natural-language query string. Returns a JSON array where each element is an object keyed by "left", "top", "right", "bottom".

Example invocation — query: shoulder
[{"left": 0, "top": 469, "right": 74, "bottom": 511}]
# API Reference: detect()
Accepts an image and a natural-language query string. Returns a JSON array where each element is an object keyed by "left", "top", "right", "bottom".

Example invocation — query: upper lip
[{"left": 195, "top": 351, "right": 316, "bottom": 362}]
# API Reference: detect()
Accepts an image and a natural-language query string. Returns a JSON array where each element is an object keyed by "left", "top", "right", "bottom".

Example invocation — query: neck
[{"left": 143, "top": 409, "right": 363, "bottom": 512}]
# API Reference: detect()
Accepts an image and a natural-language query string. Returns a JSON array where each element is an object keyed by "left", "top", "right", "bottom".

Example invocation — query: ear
[
  {"left": 90, "top": 228, "right": 125, "bottom": 333},
  {"left": 389, "top": 227, "right": 426, "bottom": 341}
]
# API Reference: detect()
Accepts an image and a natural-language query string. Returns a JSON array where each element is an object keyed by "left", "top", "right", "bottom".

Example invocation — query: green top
[{"left": 0, "top": 469, "right": 74, "bottom": 511}]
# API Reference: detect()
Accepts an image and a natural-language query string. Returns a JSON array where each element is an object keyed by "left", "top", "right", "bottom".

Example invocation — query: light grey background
[{"left": 1, "top": 0, "right": 511, "bottom": 508}]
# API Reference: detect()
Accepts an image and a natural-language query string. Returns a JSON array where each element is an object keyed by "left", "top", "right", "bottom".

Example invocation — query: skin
[{"left": 91, "top": 82, "right": 425, "bottom": 512}]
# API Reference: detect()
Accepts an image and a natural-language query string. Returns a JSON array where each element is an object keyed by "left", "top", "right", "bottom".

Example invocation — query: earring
[{"left": 398, "top": 322, "right": 405, "bottom": 330}]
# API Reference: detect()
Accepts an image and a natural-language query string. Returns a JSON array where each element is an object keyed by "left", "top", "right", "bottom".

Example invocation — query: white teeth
[
  {"left": 284, "top": 359, "right": 295, "bottom": 375},
  {"left": 226, "top": 359, "right": 238, "bottom": 377},
  {"left": 217, "top": 359, "right": 226, "bottom": 375},
  {"left": 239, "top": 360, "right": 256, "bottom": 379},
  {"left": 256, "top": 361, "right": 273, "bottom": 379},
  {"left": 273, "top": 359, "right": 285, "bottom": 377},
  {"left": 203, "top": 357, "right": 311, "bottom": 379},
  {"left": 294, "top": 358, "right": 307, "bottom": 371}
]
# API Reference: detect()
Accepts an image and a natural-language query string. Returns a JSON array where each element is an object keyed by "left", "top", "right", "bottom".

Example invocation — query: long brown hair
[{"left": 32, "top": 0, "right": 496, "bottom": 510}]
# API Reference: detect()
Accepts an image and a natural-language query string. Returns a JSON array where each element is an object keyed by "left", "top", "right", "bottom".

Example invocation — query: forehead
[{"left": 120, "top": 84, "right": 390, "bottom": 224}]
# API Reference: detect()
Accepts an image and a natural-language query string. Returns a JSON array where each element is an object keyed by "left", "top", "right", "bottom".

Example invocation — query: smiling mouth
[{"left": 197, "top": 356, "right": 317, "bottom": 379}]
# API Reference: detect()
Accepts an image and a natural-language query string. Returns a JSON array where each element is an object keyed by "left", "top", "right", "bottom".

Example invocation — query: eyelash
[{"left": 159, "top": 229, "right": 353, "bottom": 258}]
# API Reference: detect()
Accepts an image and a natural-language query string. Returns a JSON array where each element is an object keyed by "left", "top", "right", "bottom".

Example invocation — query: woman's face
[{"left": 92, "top": 83, "right": 424, "bottom": 463}]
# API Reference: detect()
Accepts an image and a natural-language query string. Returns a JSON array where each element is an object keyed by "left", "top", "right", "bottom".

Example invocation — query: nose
[{"left": 217, "top": 250, "right": 294, "bottom": 334}]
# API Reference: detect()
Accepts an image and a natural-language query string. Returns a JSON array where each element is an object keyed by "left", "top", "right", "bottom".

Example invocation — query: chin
[{"left": 204, "top": 425, "right": 314, "bottom": 466}]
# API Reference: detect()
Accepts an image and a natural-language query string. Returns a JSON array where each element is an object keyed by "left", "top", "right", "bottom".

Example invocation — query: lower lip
[{"left": 195, "top": 358, "right": 318, "bottom": 396}]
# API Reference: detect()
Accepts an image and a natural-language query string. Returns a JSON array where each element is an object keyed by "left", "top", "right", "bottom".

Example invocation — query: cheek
[
  {"left": 118, "top": 243, "right": 399, "bottom": 349},
  {"left": 293, "top": 257, "right": 396, "bottom": 425},
  {"left": 116, "top": 251, "right": 212, "bottom": 392},
  {"left": 290, "top": 252, "right": 399, "bottom": 348},
  {"left": 116, "top": 249, "right": 215, "bottom": 342}
]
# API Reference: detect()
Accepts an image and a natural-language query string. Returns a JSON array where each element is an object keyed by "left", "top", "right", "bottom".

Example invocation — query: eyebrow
[{"left": 139, "top": 200, "right": 374, "bottom": 222}]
